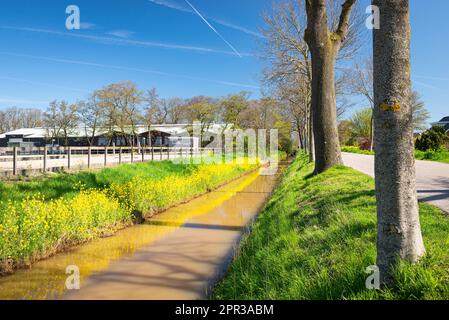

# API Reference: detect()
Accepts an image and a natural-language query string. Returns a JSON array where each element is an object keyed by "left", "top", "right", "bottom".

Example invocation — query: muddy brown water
[{"left": 0, "top": 166, "right": 285, "bottom": 300}]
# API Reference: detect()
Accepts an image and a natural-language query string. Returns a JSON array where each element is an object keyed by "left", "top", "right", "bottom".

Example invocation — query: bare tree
[
  {"left": 185, "top": 97, "right": 219, "bottom": 146},
  {"left": 373, "top": 0, "right": 425, "bottom": 286},
  {"left": 78, "top": 95, "right": 104, "bottom": 146},
  {"left": 43, "top": 101, "right": 62, "bottom": 145},
  {"left": 412, "top": 91, "right": 430, "bottom": 133},
  {"left": 262, "top": 0, "right": 362, "bottom": 164},
  {"left": 93, "top": 82, "right": 143, "bottom": 146},
  {"left": 43, "top": 100, "right": 78, "bottom": 146},
  {"left": 0, "top": 107, "right": 43, "bottom": 133},
  {"left": 261, "top": 0, "right": 314, "bottom": 159},
  {"left": 58, "top": 101, "right": 79, "bottom": 147},
  {"left": 304, "top": 0, "right": 357, "bottom": 174},
  {"left": 345, "top": 57, "right": 374, "bottom": 150},
  {"left": 167, "top": 98, "right": 187, "bottom": 124},
  {"left": 220, "top": 92, "right": 250, "bottom": 130}
]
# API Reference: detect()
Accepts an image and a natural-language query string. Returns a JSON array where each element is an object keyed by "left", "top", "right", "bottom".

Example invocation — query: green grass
[
  {"left": 0, "top": 161, "right": 199, "bottom": 203},
  {"left": 342, "top": 146, "right": 449, "bottom": 164},
  {"left": 341, "top": 146, "right": 375, "bottom": 155},
  {"left": 213, "top": 153, "right": 449, "bottom": 300},
  {"left": 415, "top": 149, "right": 449, "bottom": 164}
]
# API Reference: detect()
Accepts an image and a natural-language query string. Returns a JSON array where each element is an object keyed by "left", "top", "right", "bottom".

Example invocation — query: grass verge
[
  {"left": 342, "top": 146, "right": 449, "bottom": 164},
  {"left": 0, "top": 159, "right": 257, "bottom": 274},
  {"left": 213, "top": 153, "right": 449, "bottom": 300},
  {"left": 341, "top": 146, "right": 375, "bottom": 155},
  {"left": 415, "top": 149, "right": 449, "bottom": 164}
]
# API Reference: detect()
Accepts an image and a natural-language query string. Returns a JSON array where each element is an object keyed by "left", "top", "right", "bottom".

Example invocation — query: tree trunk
[
  {"left": 310, "top": 49, "right": 342, "bottom": 173},
  {"left": 305, "top": 0, "right": 355, "bottom": 174},
  {"left": 308, "top": 102, "right": 314, "bottom": 162},
  {"left": 373, "top": 0, "right": 425, "bottom": 286},
  {"left": 369, "top": 111, "right": 374, "bottom": 152}
]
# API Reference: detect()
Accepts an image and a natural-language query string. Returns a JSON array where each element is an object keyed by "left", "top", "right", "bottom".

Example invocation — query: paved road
[{"left": 342, "top": 153, "right": 449, "bottom": 213}]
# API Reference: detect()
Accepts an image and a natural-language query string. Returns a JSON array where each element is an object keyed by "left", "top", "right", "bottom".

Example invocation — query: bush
[{"left": 415, "top": 126, "right": 449, "bottom": 151}]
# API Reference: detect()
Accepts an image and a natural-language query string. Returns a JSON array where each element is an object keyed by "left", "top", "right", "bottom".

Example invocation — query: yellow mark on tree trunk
[{"left": 380, "top": 101, "right": 401, "bottom": 112}]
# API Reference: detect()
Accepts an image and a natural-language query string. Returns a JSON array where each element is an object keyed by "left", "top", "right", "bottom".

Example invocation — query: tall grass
[
  {"left": 213, "top": 153, "right": 449, "bottom": 300},
  {"left": 0, "top": 160, "right": 257, "bottom": 274}
]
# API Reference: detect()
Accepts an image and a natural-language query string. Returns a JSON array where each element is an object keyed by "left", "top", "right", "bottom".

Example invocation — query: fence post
[
  {"left": 167, "top": 147, "right": 170, "bottom": 160},
  {"left": 119, "top": 147, "right": 122, "bottom": 164},
  {"left": 142, "top": 146, "right": 145, "bottom": 162},
  {"left": 151, "top": 147, "right": 154, "bottom": 161},
  {"left": 88, "top": 146, "right": 91, "bottom": 169},
  {"left": 104, "top": 146, "right": 108, "bottom": 166},
  {"left": 131, "top": 146, "right": 134, "bottom": 163},
  {"left": 43, "top": 146, "right": 48, "bottom": 173},
  {"left": 160, "top": 147, "right": 163, "bottom": 160},
  {"left": 67, "top": 147, "right": 71, "bottom": 170},
  {"left": 13, "top": 147, "right": 17, "bottom": 176}
]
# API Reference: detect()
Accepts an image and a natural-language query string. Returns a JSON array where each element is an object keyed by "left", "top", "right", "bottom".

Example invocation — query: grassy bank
[
  {"left": 213, "top": 153, "right": 449, "bottom": 300},
  {"left": 342, "top": 146, "right": 449, "bottom": 164},
  {"left": 341, "top": 146, "right": 374, "bottom": 155},
  {"left": 415, "top": 149, "right": 449, "bottom": 164},
  {"left": 0, "top": 159, "right": 257, "bottom": 274}
]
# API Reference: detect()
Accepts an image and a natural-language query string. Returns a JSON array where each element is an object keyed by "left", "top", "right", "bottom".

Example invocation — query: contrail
[
  {"left": 0, "top": 76, "right": 89, "bottom": 93},
  {"left": 0, "top": 97, "right": 48, "bottom": 105},
  {"left": 0, "top": 26, "right": 253, "bottom": 57},
  {"left": 148, "top": 0, "right": 263, "bottom": 38},
  {"left": 0, "top": 52, "right": 260, "bottom": 90},
  {"left": 184, "top": 0, "right": 242, "bottom": 58}
]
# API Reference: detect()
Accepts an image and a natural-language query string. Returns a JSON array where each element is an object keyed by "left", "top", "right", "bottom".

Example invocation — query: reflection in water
[{"left": 0, "top": 170, "right": 278, "bottom": 300}]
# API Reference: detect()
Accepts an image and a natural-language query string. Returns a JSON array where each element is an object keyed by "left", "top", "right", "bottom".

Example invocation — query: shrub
[{"left": 415, "top": 126, "right": 449, "bottom": 151}]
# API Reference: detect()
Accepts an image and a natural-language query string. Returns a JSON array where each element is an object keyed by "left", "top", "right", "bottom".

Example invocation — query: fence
[{"left": 0, "top": 146, "right": 218, "bottom": 177}]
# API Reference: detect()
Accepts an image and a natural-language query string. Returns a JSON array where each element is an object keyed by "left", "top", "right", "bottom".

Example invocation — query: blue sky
[{"left": 0, "top": 0, "right": 448, "bottom": 122}]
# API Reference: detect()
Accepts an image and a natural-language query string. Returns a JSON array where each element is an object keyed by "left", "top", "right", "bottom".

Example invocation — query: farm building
[{"left": 0, "top": 124, "right": 214, "bottom": 149}]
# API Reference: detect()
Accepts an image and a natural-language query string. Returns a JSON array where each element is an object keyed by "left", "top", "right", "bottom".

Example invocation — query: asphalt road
[{"left": 342, "top": 153, "right": 449, "bottom": 213}]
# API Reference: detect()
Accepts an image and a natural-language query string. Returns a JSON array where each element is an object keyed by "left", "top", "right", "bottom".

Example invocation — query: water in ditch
[{"left": 0, "top": 166, "right": 284, "bottom": 300}]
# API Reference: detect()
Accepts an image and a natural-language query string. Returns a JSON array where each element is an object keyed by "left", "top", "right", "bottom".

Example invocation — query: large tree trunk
[
  {"left": 373, "top": 0, "right": 425, "bottom": 286},
  {"left": 310, "top": 49, "right": 342, "bottom": 173},
  {"left": 305, "top": 0, "right": 355, "bottom": 174}
]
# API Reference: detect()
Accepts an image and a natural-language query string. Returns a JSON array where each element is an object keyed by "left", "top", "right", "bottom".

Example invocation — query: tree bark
[
  {"left": 308, "top": 109, "right": 314, "bottom": 162},
  {"left": 305, "top": 0, "right": 355, "bottom": 174},
  {"left": 369, "top": 111, "right": 374, "bottom": 152},
  {"left": 373, "top": 0, "right": 425, "bottom": 286}
]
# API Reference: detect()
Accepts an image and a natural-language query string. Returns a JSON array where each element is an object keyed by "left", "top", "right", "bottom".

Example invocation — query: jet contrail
[
  {"left": 0, "top": 76, "right": 89, "bottom": 93},
  {"left": 148, "top": 0, "right": 264, "bottom": 38},
  {"left": 0, "top": 26, "right": 252, "bottom": 57},
  {"left": 184, "top": 0, "right": 242, "bottom": 58},
  {"left": 0, "top": 52, "right": 260, "bottom": 89}
]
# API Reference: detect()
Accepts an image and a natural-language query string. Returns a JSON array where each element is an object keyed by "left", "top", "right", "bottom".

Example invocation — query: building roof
[{"left": 0, "top": 124, "right": 227, "bottom": 139}]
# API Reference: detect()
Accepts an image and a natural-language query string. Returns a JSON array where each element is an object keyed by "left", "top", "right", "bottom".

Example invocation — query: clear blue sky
[{"left": 0, "top": 0, "right": 448, "bottom": 122}]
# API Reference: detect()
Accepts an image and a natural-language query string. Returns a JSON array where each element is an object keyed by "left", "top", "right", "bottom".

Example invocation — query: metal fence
[{"left": 0, "top": 146, "right": 217, "bottom": 176}]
